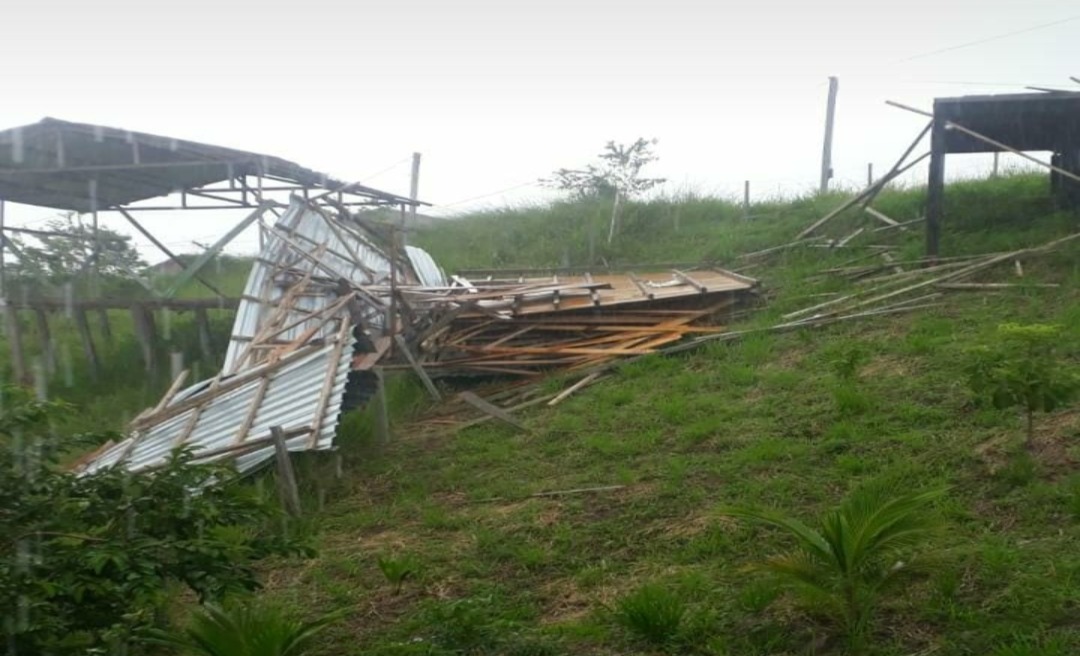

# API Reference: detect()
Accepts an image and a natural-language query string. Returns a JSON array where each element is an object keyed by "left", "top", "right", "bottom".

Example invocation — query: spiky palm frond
[
  {"left": 144, "top": 602, "right": 343, "bottom": 656},
  {"left": 724, "top": 485, "right": 946, "bottom": 649}
]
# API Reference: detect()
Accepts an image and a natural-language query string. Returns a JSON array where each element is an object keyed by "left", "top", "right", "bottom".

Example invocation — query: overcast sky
[{"left": 1, "top": 0, "right": 1078, "bottom": 258}]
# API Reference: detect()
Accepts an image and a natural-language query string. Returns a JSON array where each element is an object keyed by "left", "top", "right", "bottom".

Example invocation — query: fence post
[
  {"left": 743, "top": 180, "right": 750, "bottom": 219},
  {"left": 271, "top": 426, "right": 302, "bottom": 517}
]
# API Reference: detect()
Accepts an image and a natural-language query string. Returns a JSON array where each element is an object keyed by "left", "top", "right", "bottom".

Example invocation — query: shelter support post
[{"left": 926, "top": 119, "right": 947, "bottom": 259}]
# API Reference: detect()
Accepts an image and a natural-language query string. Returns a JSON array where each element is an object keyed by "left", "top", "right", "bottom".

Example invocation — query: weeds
[
  {"left": 377, "top": 554, "right": 420, "bottom": 593},
  {"left": 613, "top": 584, "right": 687, "bottom": 647}
]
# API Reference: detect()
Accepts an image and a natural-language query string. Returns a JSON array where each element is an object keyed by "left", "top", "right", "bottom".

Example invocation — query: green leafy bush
[
  {"left": 967, "top": 323, "right": 1080, "bottom": 447},
  {"left": 0, "top": 387, "right": 310, "bottom": 653}
]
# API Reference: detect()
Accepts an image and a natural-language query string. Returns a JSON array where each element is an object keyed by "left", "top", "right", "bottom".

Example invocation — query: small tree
[
  {"left": 543, "top": 138, "right": 666, "bottom": 243},
  {"left": 966, "top": 323, "right": 1080, "bottom": 448},
  {"left": 7, "top": 213, "right": 145, "bottom": 296},
  {"left": 725, "top": 486, "right": 946, "bottom": 652}
]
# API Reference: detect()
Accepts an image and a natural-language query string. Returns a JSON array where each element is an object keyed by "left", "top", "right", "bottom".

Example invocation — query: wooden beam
[
  {"left": 459, "top": 391, "right": 530, "bottom": 432},
  {"left": 672, "top": 269, "right": 708, "bottom": 292},
  {"left": 393, "top": 334, "right": 441, "bottom": 402},
  {"left": 164, "top": 203, "right": 268, "bottom": 298},
  {"left": 118, "top": 207, "right": 227, "bottom": 298}
]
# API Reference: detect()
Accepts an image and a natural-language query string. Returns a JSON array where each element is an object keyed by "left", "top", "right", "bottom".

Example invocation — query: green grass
[{"left": 20, "top": 173, "right": 1080, "bottom": 654}]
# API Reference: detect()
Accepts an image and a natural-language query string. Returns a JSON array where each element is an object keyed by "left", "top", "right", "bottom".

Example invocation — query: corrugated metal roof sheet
[
  {"left": 80, "top": 195, "right": 437, "bottom": 475},
  {"left": 83, "top": 338, "right": 354, "bottom": 474}
]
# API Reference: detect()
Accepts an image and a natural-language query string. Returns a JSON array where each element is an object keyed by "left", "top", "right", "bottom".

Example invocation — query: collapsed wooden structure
[{"left": 74, "top": 195, "right": 758, "bottom": 474}]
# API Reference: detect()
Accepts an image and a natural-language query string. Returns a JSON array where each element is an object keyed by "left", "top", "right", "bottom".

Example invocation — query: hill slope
[{"left": 249, "top": 175, "right": 1080, "bottom": 655}]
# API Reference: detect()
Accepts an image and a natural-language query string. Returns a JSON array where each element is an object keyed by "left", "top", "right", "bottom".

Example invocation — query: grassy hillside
[{"left": 248, "top": 174, "right": 1080, "bottom": 655}]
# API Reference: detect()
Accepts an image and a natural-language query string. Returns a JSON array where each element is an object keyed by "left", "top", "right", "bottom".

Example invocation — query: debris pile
[{"left": 79, "top": 197, "right": 759, "bottom": 474}]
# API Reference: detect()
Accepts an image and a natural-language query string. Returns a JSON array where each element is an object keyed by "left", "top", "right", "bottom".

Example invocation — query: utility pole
[
  {"left": 819, "top": 76, "right": 839, "bottom": 194},
  {"left": 407, "top": 152, "right": 421, "bottom": 245}
]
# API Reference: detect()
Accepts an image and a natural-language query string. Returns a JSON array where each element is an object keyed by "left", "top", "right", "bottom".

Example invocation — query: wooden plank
[
  {"left": 796, "top": 151, "right": 929, "bottom": 239},
  {"left": 672, "top": 269, "right": 707, "bottom": 292},
  {"left": 72, "top": 309, "right": 100, "bottom": 380},
  {"left": 271, "top": 426, "right": 303, "bottom": 517},
  {"left": 3, "top": 304, "right": 27, "bottom": 383},
  {"left": 628, "top": 272, "right": 655, "bottom": 299},
  {"left": 459, "top": 391, "right": 530, "bottom": 432},
  {"left": 394, "top": 334, "right": 441, "bottom": 401},
  {"left": 164, "top": 204, "right": 268, "bottom": 298},
  {"left": 548, "top": 372, "right": 601, "bottom": 406},
  {"left": 865, "top": 206, "right": 902, "bottom": 228}
]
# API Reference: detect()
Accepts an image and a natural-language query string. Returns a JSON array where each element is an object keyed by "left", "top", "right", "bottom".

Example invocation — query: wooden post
[
  {"left": 130, "top": 304, "right": 157, "bottom": 373},
  {"left": 374, "top": 366, "right": 391, "bottom": 445},
  {"left": 867, "top": 163, "right": 873, "bottom": 186},
  {"left": 271, "top": 426, "right": 302, "bottom": 517},
  {"left": 992, "top": 152, "right": 1000, "bottom": 178},
  {"left": 820, "top": 76, "right": 839, "bottom": 194},
  {"left": 3, "top": 303, "right": 27, "bottom": 383},
  {"left": 194, "top": 307, "right": 213, "bottom": 361},
  {"left": 96, "top": 308, "right": 112, "bottom": 346},
  {"left": 34, "top": 308, "right": 56, "bottom": 374},
  {"left": 459, "top": 391, "right": 530, "bottom": 432},
  {"left": 743, "top": 180, "right": 750, "bottom": 219},
  {"left": 73, "top": 308, "right": 100, "bottom": 380},
  {"left": 926, "top": 117, "right": 947, "bottom": 258},
  {"left": 407, "top": 152, "right": 421, "bottom": 244}
]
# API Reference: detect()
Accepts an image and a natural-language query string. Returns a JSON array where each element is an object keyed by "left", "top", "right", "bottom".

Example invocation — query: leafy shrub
[
  {"left": 613, "top": 583, "right": 687, "bottom": 646},
  {"left": 725, "top": 485, "right": 946, "bottom": 652},
  {"left": 0, "top": 387, "right": 309, "bottom": 654},
  {"left": 967, "top": 323, "right": 1080, "bottom": 447}
]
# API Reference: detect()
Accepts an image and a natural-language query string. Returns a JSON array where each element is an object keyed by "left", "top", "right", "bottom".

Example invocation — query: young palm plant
[
  {"left": 143, "top": 602, "right": 344, "bottom": 656},
  {"left": 725, "top": 486, "right": 946, "bottom": 652}
]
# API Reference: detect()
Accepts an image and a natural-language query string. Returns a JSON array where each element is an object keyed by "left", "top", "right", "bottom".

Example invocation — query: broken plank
[
  {"left": 548, "top": 372, "right": 601, "bottom": 406},
  {"left": 459, "top": 391, "right": 530, "bottom": 432},
  {"left": 394, "top": 334, "right": 442, "bottom": 401}
]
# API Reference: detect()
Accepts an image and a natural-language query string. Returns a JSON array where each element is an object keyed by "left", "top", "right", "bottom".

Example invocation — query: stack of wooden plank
[{"left": 391, "top": 269, "right": 759, "bottom": 377}]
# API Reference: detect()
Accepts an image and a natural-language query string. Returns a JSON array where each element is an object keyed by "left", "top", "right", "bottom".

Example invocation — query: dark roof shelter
[
  {"left": 927, "top": 91, "right": 1080, "bottom": 256},
  {"left": 0, "top": 117, "right": 424, "bottom": 299},
  {"left": 0, "top": 117, "right": 417, "bottom": 213}
]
